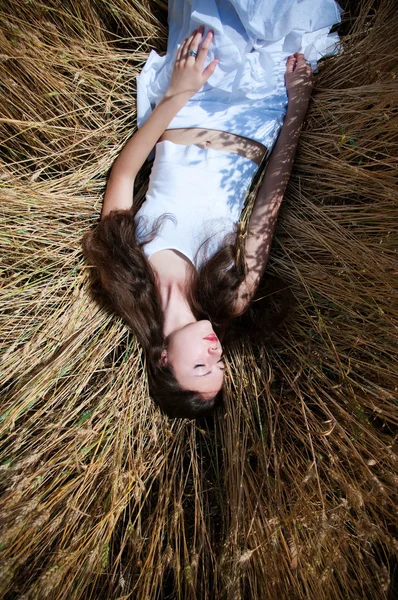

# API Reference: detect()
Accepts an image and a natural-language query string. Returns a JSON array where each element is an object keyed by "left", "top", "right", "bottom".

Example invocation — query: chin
[{"left": 198, "top": 319, "right": 213, "bottom": 328}]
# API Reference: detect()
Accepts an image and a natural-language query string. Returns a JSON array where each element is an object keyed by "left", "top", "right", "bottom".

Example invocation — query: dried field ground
[{"left": 1, "top": 1, "right": 397, "bottom": 599}]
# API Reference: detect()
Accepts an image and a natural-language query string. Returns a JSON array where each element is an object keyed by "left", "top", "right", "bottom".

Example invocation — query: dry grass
[{"left": 1, "top": 1, "right": 397, "bottom": 598}]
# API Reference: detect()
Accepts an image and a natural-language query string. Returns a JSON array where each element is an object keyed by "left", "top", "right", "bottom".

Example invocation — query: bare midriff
[{"left": 158, "top": 128, "right": 267, "bottom": 166}]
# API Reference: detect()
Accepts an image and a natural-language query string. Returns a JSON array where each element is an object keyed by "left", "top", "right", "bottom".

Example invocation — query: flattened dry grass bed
[{"left": 0, "top": 1, "right": 397, "bottom": 599}]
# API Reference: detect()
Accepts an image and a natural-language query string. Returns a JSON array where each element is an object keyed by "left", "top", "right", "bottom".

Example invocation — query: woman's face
[{"left": 163, "top": 320, "right": 224, "bottom": 398}]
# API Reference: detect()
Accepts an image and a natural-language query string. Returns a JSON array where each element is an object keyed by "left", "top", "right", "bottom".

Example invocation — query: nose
[{"left": 208, "top": 344, "right": 222, "bottom": 357}]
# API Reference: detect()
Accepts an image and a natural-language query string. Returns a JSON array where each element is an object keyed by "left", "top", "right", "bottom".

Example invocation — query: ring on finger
[{"left": 189, "top": 49, "right": 198, "bottom": 58}]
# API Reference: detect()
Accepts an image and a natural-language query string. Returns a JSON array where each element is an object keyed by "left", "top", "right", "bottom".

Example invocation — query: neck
[{"left": 159, "top": 278, "right": 196, "bottom": 338}]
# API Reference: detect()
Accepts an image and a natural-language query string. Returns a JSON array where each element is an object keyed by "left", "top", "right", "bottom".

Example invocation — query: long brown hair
[{"left": 82, "top": 207, "right": 246, "bottom": 418}]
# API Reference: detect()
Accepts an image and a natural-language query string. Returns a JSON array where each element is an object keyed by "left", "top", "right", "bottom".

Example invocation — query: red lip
[{"left": 203, "top": 334, "right": 218, "bottom": 342}]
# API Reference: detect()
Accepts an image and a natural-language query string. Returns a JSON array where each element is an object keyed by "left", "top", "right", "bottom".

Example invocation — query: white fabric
[
  {"left": 137, "top": 0, "right": 342, "bottom": 146},
  {"left": 135, "top": 0, "right": 342, "bottom": 269},
  {"left": 136, "top": 141, "right": 258, "bottom": 267}
]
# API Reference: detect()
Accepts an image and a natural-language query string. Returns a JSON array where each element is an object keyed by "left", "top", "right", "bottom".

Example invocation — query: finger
[
  {"left": 189, "top": 25, "right": 202, "bottom": 38},
  {"left": 187, "top": 27, "right": 204, "bottom": 61},
  {"left": 180, "top": 29, "right": 197, "bottom": 62},
  {"left": 176, "top": 39, "right": 186, "bottom": 61},
  {"left": 177, "top": 35, "right": 190, "bottom": 61},
  {"left": 196, "top": 29, "right": 214, "bottom": 69},
  {"left": 185, "top": 29, "right": 197, "bottom": 54},
  {"left": 194, "top": 24, "right": 205, "bottom": 42},
  {"left": 192, "top": 26, "right": 205, "bottom": 48},
  {"left": 286, "top": 55, "right": 296, "bottom": 73},
  {"left": 202, "top": 58, "right": 219, "bottom": 81},
  {"left": 295, "top": 53, "right": 307, "bottom": 69}
]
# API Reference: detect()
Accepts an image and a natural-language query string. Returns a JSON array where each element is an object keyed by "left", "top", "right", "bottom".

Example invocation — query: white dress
[
  {"left": 137, "top": 0, "right": 342, "bottom": 148},
  {"left": 135, "top": 140, "right": 259, "bottom": 267}
]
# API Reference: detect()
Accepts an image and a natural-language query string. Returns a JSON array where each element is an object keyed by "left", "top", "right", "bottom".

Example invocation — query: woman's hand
[
  {"left": 165, "top": 27, "right": 219, "bottom": 103},
  {"left": 285, "top": 53, "right": 314, "bottom": 118}
]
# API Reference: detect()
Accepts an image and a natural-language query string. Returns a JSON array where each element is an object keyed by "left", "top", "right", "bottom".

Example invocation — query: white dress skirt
[{"left": 137, "top": 0, "right": 343, "bottom": 149}]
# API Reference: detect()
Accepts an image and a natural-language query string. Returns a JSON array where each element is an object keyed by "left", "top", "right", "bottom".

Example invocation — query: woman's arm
[
  {"left": 234, "top": 53, "right": 314, "bottom": 315},
  {"left": 101, "top": 27, "right": 218, "bottom": 219}
]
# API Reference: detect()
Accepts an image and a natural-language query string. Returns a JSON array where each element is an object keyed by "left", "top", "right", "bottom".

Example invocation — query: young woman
[{"left": 84, "top": 0, "right": 342, "bottom": 417}]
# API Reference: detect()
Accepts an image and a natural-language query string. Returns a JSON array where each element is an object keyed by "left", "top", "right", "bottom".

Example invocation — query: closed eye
[{"left": 194, "top": 359, "right": 225, "bottom": 374}]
